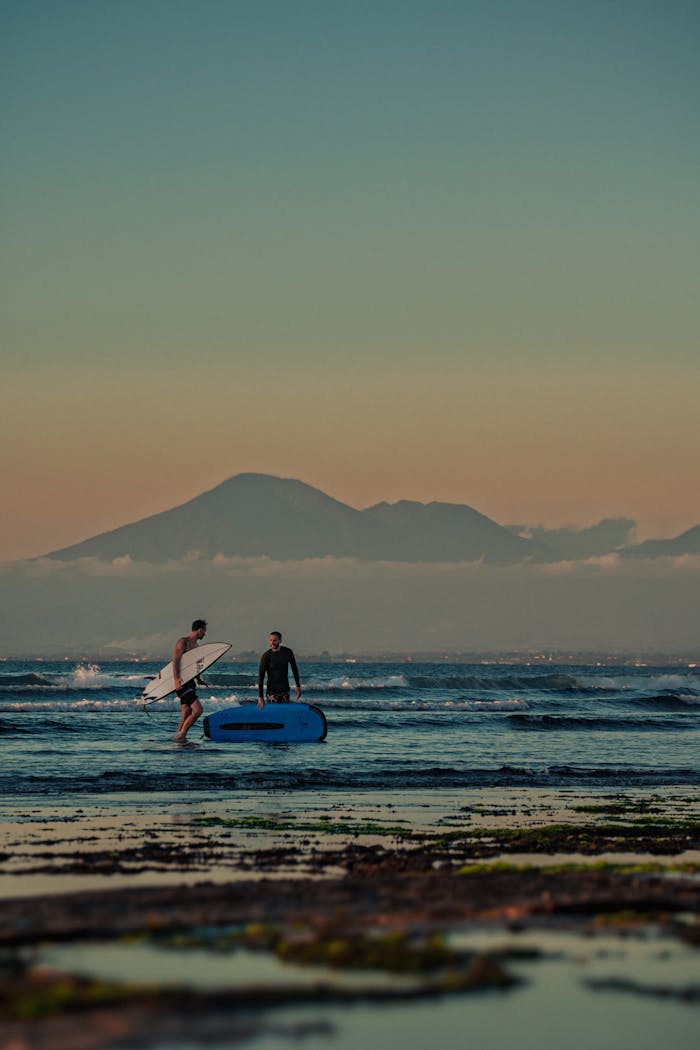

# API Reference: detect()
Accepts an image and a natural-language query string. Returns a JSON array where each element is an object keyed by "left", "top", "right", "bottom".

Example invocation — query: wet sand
[{"left": 2, "top": 786, "right": 698, "bottom": 896}]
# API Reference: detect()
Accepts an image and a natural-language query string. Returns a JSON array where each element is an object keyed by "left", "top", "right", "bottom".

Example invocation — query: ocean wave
[
  {"left": 0, "top": 718, "right": 37, "bottom": 734},
  {"left": 68, "top": 664, "right": 143, "bottom": 690},
  {"left": 206, "top": 671, "right": 580, "bottom": 695},
  {"left": 580, "top": 673, "right": 700, "bottom": 695},
  {"left": 4, "top": 763, "right": 698, "bottom": 794},
  {"left": 132, "top": 675, "right": 414, "bottom": 696},
  {"left": 507, "top": 713, "right": 688, "bottom": 731},
  {"left": 309, "top": 675, "right": 410, "bottom": 692},
  {"left": 0, "top": 695, "right": 532, "bottom": 715},
  {"left": 404, "top": 672, "right": 588, "bottom": 693},
  {"left": 0, "top": 698, "right": 151, "bottom": 713},
  {"left": 0, "top": 673, "right": 58, "bottom": 688},
  {"left": 311, "top": 697, "right": 531, "bottom": 713},
  {"left": 0, "top": 685, "right": 147, "bottom": 698},
  {"left": 320, "top": 714, "right": 484, "bottom": 729},
  {"left": 624, "top": 693, "right": 700, "bottom": 711},
  {"left": 0, "top": 664, "right": 148, "bottom": 695},
  {"left": 0, "top": 717, "right": 83, "bottom": 735},
  {"left": 202, "top": 696, "right": 530, "bottom": 713}
]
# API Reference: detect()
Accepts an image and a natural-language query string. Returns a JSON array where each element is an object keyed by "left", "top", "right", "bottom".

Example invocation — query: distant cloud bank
[
  {"left": 2, "top": 552, "right": 698, "bottom": 656},
  {"left": 15, "top": 550, "right": 700, "bottom": 578}
]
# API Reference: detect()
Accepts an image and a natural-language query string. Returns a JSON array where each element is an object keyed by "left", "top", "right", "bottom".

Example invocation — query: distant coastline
[{"left": 1, "top": 649, "right": 696, "bottom": 666}]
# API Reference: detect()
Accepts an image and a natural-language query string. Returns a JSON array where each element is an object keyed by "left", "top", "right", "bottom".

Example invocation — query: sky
[{"left": 2, "top": 0, "right": 699, "bottom": 562}]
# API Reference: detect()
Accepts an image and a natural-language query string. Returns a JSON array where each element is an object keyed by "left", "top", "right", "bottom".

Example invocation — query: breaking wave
[{"left": 2, "top": 764, "right": 698, "bottom": 795}]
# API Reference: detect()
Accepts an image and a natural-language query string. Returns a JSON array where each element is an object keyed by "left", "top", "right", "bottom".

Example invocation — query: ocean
[{"left": 1, "top": 658, "right": 699, "bottom": 806}]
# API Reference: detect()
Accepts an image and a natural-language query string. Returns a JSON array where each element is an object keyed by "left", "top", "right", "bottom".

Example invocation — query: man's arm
[
  {"left": 257, "top": 652, "right": 268, "bottom": 708},
  {"left": 289, "top": 649, "right": 302, "bottom": 700}
]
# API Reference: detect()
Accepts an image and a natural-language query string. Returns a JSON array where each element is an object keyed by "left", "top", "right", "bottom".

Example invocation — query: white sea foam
[
  {"left": 580, "top": 673, "right": 700, "bottom": 694},
  {"left": 203, "top": 695, "right": 241, "bottom": 708},
  {"left": 2, "top": 698, "right": 144, "bottom": 712},
  {"left": 435, "top": 697, "right": 529, "bottom": 710},
  {"left": 464, "top": 698, "right": 530, "bottom": 710},
  {"left": 651, "top": 674, "right": 700, "bottom": 692},
  {"left": 67, "top": 664, "right": 133, "bottom": 690},
  {"left": 322, "top": 675, "right": 409, "bottom": 690}
]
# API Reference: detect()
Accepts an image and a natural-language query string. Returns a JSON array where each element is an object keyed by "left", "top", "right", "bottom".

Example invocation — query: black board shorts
[{"left": 177, "top": 684, "right": 198, "bottom": 707}]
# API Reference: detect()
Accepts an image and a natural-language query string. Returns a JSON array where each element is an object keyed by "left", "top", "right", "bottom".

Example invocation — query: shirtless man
[{"left": 173, "top": 619, "right": 209, "bottom": 741}]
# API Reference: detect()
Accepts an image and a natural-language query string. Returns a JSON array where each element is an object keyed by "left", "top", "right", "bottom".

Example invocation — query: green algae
[
  {"left": 1, "top": 956, "right": 515, "bottom": 1022},
  {"left": 193, "top": 815, "right": 412, "bottom": 837},
  {"left": 592, "top": 909, "right": 663, "bottom": 926},
  {"left": 275, "top": 929, "right": 458, "bottom": 974},
  {"left": 145, "top": 923, "right": 515, "bottom": 988},
  {"left": 572, "top": 804, "right": 662, "bottom": 815},
  {"left": 148, "top": 921, "right": 281, "bottom": 953},
  {"left": 149, "top": 924, "right": 461, "bottom": 973},
  {"left": 456, "top": 861, "right": 542, "bottom": 875},
  {"left": 3, "top": 925, "right": 518, "bottom": 1019},
  {"left": 570, "top": 794, "right": 665, "bottom": 814},
  {"left": 456, "top": 860, "right": 698, "bottom": 876},
  {"left": 433, "top": 820, "right": 699, "bottom": 852},
  {"left": 627, "top": 816, "right": 700, "bottom": 830},
  {"left": 1, "top": 972, "right": 156, "bottom": 1021}
]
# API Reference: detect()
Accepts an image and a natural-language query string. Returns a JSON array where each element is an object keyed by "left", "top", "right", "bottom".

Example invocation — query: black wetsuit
[{"left": 258, "top": 646, "right": 300, "bottom": 702}]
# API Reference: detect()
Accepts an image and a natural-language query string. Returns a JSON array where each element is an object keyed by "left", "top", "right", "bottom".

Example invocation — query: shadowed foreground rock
[{"left": 1, "top": 867, "right": 698, "bottom": 946}]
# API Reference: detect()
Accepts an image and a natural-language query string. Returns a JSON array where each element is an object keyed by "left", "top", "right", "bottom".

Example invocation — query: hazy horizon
[{"left": 2, "top": 546, "right": 698, "bottom": 656}]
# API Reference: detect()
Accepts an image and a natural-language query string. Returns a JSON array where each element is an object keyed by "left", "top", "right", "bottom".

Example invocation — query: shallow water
[
  {"left": 1, "top": 659, "right": 699, "bottom": 801},
  {"left": 36, "top": 927, "right": 700, "bottom": 1050}
]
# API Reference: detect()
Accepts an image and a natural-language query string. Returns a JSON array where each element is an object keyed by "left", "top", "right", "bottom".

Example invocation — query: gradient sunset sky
[{"left": 3, "top": 0, "right": 699, "bottom": 561}]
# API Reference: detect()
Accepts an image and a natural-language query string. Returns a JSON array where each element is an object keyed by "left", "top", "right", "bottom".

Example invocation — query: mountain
[
  {"left": 505, "top": 518, "right": 636, "bottom": 560},
  {"left": 43, "top": 473, "right": 541, "bottom": 565},
  {"left": 622, "top": 523, "right": 700, "bottom": 559},
  {"left": 46, "top": 474, "right": 372, "bottom": 562},
  {"left": 364, "top": 500, "right": 542, "bottom": 563}
]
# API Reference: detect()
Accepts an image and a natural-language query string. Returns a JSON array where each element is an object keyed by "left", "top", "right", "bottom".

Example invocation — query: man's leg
[
  {"left": 175, "top": 702, "right": 192, "bottom": 740},
  {"left": 180, "top": 699, "right": 203, "bottom": 738}
]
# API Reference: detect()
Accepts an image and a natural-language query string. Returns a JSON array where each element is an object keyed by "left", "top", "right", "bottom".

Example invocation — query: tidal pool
[{"left": 34, "top": 924, "right": 698, "bottom": 1050}]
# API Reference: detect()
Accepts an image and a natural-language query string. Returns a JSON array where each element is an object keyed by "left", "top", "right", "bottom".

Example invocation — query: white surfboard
[{"left": 140, "top": 642, "right": 231, "bottom": 705}]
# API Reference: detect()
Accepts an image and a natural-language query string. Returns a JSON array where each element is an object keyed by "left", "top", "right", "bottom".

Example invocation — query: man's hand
[
  {"left": 257, "top": 697, "right": 265, "bottom": 709},
  {"left": 295, "top": 686, "right": 302, "bottom": 700}
]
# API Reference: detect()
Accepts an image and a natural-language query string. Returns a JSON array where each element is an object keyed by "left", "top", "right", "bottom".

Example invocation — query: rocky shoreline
[{"left": 1, "top": 789, "right": 698, "bottom": 1048}]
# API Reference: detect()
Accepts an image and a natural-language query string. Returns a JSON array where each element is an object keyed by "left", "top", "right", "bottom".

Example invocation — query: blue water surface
[{"left": 1, "top": 659, "right": 698, "bottom": 802}]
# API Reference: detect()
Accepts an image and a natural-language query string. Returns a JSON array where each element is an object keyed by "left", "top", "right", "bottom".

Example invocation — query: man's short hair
[
  {"left": 270, "top": 630, "right": 282, "bottom": 639},
  {"left": 192, "top": 619, "right": 208, "bottom": 631}
]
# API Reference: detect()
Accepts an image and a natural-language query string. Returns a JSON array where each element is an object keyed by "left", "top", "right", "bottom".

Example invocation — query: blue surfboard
[{"left": 203, "top": 703, "right": 327, "bottom": 743}]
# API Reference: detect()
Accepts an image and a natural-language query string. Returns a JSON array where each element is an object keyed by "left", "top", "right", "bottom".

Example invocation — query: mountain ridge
[
  {"left": 43, "top": 473, "right": 541, "bottom": 565},
  {"left": 40, "top": 473, "right": 697, "bottom": 565}
]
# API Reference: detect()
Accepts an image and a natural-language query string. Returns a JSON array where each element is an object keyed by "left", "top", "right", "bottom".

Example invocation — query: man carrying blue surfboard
[
  {"left": 258, "top": 631, "right": 302, "bottom": 709},
  {"left": 173, "top": 619, "right": 209, "bottom": 741}
]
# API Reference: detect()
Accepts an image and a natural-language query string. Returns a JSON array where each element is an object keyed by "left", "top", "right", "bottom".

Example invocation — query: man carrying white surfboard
[{"left": 173, "top": 619, "right": 209, "bottom": 741}]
